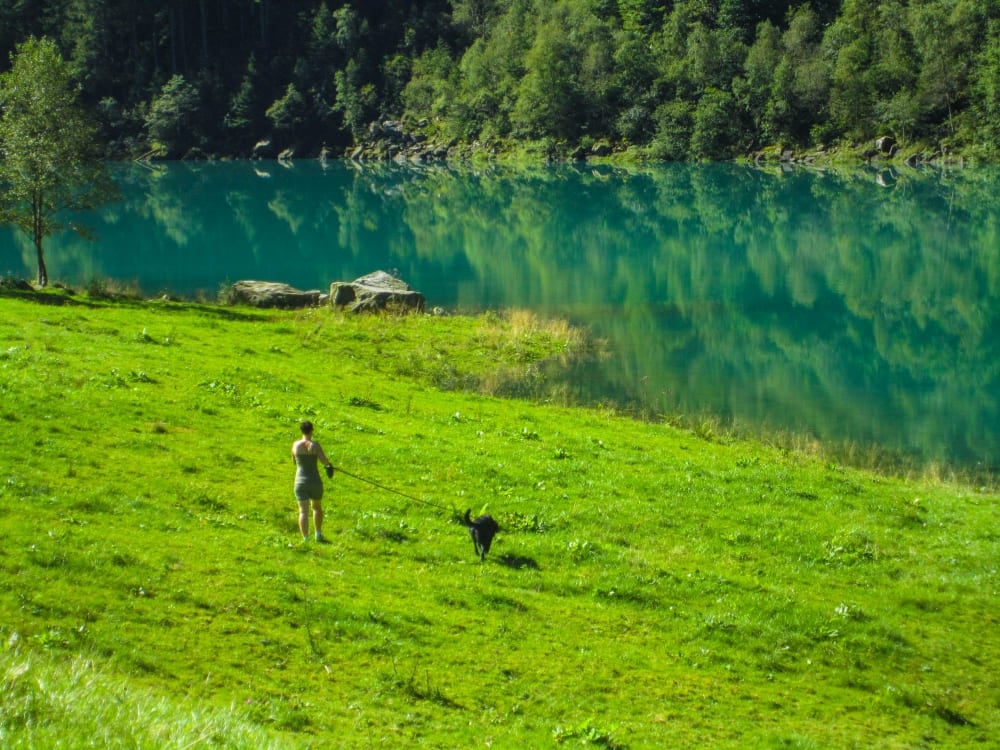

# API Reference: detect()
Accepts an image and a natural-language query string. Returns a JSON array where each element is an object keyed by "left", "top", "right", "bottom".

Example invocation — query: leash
[{"left": 332, "top": 466, "right": 455, "bottom": 515}]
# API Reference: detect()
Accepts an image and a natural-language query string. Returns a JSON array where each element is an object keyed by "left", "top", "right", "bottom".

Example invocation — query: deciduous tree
[
  {"left": 972, "top": 20, "right": 1000, "bottom": 154},
  {"left": 0, "top": 37, "right": 118, "bottom": 287}
]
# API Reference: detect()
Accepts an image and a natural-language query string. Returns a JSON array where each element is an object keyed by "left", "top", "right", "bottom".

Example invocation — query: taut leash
[{"left": 333, "top": 466, "right": 455, "bottom": 515}]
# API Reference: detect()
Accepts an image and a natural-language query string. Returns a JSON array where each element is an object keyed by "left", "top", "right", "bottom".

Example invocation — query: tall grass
[
  {"left": 1, "top": 646, "right": 284, "bottom": 749},
  {"left": 1, "top": 289, "right": 997, "bottom": 748}
]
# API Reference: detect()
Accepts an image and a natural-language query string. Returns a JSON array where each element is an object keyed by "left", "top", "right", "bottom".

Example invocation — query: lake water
[{"left": 3, "top": 161, "right": 997, "bottom": 476}]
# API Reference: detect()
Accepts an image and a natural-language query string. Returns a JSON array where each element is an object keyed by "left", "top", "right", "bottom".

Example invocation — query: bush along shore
[{"left": 0, "top": 288, "right": 997, "bottom": 749}]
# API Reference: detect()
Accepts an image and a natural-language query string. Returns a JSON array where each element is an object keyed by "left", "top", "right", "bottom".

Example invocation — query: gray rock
[
  {"left": 350, "top": 120, "right": 454, "bottom": 163},
  {"left": 329, "top": 271, "right": 425, "bottom": 313},
  {"left": 875, "top": 135, "right": 896, "bottom": 154},
  {"left": 0, "top": 277, "right": 33, "bottom": 291},
  {"left": 229, "top": 280, "right": 322, "bottom": 309},
  {"left": 252, "top": 139, "right": 273, "bottom": 159}
]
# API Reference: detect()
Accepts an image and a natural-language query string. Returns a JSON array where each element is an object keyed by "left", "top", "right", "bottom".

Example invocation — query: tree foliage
[
  {"left": 146, "top": 74, "right": 203, "bottom": 157},
  {"left": 0, "top": 36, "right": 118, "bottom": 286},
  {"left": 0, "top": 1, "right": 999, "bottom": 160}
]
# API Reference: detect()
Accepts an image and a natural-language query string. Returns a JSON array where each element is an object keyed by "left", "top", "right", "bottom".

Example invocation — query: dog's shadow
[{"left": 497, "top": 553, "right": 540, "bottom": 570}]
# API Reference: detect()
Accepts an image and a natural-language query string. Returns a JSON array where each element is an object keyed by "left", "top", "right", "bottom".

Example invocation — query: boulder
[
  {"left": 252, "top": 139, "right": 273, "bottom": 159},
  {"left": 229, "top": 280, "right": 323, "bottom": 309},
  {"left": 329, "top": 271, "right": 425, "bottom": 313},
  {"left": 875, "top": 135, "right": 896, "bottom": 154},
  {"left": 0, "top": 277, "right": 33, "bottom": 291}
]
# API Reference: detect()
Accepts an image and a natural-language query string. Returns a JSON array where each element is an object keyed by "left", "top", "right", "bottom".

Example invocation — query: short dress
[{"left": 294, "top": 451, "right": 324, "bottom": 501}]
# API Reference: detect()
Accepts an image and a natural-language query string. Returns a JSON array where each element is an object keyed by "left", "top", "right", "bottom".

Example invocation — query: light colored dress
[{"left": 294, "top": 451, "right": 323, "bottom": 501}]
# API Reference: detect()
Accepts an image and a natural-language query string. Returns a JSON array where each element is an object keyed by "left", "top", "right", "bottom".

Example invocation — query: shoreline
[{"left": 2, "top": 282, "right": 995, "bottom": 491}]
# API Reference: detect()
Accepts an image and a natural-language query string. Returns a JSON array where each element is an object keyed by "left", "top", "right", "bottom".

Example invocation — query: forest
[{"left": 2, "top": 0, "right": 1000, "bottom": 161}]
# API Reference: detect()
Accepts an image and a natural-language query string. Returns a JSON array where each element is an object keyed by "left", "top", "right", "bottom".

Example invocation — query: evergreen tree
[
  {"left": 266, "top": 82, "right": 309, "bottom": 143},
  {"left": 224, "top": 54, "right": 265, "bottom": 154},
  {"left": 0, "top": 0, "right": 997, "bottom": 161},
  {"left": 145, "top": 74, "right": 203, "bottom": 157},
  {"left": 331, "top": 5, "right": 376, "bottom": 141}
]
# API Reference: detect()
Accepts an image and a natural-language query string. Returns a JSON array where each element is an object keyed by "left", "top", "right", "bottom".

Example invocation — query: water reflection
[{"left": 2, "top": 161, "right": 996, "bottom": 473}]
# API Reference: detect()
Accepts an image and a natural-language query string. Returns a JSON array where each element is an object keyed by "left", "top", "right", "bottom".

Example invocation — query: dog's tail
[{"left": 463, "top": 508, "right": 472, "bottom": 526}]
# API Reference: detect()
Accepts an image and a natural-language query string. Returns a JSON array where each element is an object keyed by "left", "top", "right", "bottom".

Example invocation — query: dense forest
[{"left": 2, "top": 0, "right": 1000, "bottom": 161}]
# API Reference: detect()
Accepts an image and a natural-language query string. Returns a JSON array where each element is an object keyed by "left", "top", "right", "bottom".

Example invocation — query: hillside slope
[{"left": 0, "top": 292, "right": 997, "bottom": 748}]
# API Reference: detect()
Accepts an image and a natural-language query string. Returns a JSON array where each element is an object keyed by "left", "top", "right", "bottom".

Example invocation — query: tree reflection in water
[{"left": 4, "top": 161, "right": 996, "bottom": 475}]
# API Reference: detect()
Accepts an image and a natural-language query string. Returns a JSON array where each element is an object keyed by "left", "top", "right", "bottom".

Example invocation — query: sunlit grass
[
  {"left": 663, "top": 413, "right": 997, "bottom": 491},
  {"left": 1, "top": 648, "right": 283, "bottom": 749},
  {"left": 0, "top": 290, "right": 997, "bottom": 748}
]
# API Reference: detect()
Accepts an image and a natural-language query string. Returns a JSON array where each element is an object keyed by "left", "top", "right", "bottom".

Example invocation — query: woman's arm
[
  {"left": 315, "top": 442, "right": 330, "bottom": 464},
  {"left": 315, "top": 442, "right": 334, "bottom": 475}
]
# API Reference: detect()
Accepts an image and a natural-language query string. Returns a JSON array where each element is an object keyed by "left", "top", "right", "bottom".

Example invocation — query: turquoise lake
[{"left": 3, "top": 161, "right": 997, "bottom": 475}]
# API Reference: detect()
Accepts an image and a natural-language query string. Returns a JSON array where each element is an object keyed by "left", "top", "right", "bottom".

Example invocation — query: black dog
[{"left": 464, "top": 509, "right": 500, "bottom": 561}]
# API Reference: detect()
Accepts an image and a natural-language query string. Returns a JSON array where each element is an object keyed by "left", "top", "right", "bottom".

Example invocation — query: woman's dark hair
[{"left": 300, "top": 420, "right": 314, "bottom": 434}]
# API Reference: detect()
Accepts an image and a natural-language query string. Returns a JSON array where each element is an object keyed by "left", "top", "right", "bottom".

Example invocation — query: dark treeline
[{"left": 2, "top": 0, "right": 1000, "bottom": 161}]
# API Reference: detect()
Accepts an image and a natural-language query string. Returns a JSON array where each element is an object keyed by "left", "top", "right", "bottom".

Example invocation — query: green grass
[{"left": 1, "top": 289, "right": 998, "bottom": 748}]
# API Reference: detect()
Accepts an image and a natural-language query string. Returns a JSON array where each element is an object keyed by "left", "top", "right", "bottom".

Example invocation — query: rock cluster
[
  {"left": 753, "top": 135, "right": 959, "bottom": 167},
  {"left": 227, "top": 272, "right": 425, "bottom": 313},
  {"left": 570, "top": 142, "right": 614, "bottom": 160},
  {"left": 349, "top": 120, "right": 455, "bottom": 163}
]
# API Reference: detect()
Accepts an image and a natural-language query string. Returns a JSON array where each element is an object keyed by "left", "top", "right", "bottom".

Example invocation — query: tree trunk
[
  {"left": 169, "top": 5, "right": 177, "bottom": 73},
  {"left": 199, "top": 0, "right": 208, "bottom": 65},
  {"left": 259, "top": 0, "right": 269, "bottom": 49},
  {"left": 178, "top": 2, "right": 189, "bottom": 73},
  {"left": 35, "top": 237, "right": 48, "bottom": 288},
  {"left": 33, "top": 194, "right": 47, "bottom": 287}
]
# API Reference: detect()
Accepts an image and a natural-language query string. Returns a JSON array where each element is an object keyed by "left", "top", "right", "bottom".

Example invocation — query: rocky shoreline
[
  {"left": 235, "top": 118, "right": 977, "bottom": 168},
  {"left": 228, "top": 271, "right": 426, "bottom": 313},
  {"left": 2, "top": 271, "right": 429, "bottom": 314},
  {"left": 124, "top": 108, "right": 972, "bottom": 167}
]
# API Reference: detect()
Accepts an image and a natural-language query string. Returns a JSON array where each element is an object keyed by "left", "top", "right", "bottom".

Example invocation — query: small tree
[
  {"left": 0, "top": 37, "right": 117, "bottom": 287},
  {"left": 145, "top": 74, "right": 202, "bottom": 157},
  {"left": 266, "top": 83, "right": 309, "bottom": 142}
]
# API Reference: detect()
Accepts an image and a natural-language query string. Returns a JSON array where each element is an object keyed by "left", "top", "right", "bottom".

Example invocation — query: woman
[{"left": 291, "top": 420, "right": 334, "bottom": 542}]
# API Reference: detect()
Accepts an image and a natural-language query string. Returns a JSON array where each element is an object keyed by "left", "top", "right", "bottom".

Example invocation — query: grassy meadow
[{"left": 0, "top": 288, "right": 997, "bottom": 749}]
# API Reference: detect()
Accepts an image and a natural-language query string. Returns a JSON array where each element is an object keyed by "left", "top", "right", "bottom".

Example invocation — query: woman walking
[{"left": 292, "top": 420, "right": 334, "bottom": 542}]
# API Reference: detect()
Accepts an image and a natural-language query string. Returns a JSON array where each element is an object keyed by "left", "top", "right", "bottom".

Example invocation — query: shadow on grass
[
  {"left": 1, "top": 283, "right": 274, "bottom": 322},
  {"left": 497, "top": 553, "right": 540, "bottom": 570}
]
